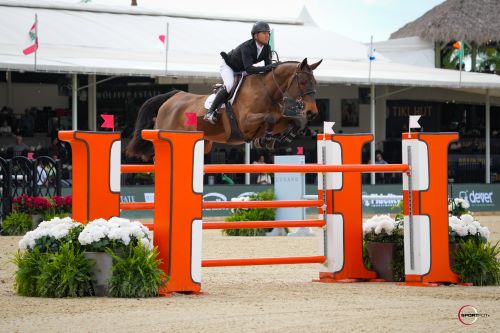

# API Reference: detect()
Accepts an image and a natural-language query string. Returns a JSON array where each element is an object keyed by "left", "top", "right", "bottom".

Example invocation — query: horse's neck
[{"left": 264, "top": 68, "right": 293, "bottom": 102}]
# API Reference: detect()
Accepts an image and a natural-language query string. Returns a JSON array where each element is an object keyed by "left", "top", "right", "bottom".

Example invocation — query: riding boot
[{"left": 204, "top": 86, "right": 228, "bottom": 125}]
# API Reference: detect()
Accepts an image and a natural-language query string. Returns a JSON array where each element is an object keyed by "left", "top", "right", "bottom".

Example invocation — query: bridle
[
  {"left": 253, "top": 63, "right": 317, "bottom": 149},
  {"left": 271, "top": 65, "right": 317, "bottom": 118}
]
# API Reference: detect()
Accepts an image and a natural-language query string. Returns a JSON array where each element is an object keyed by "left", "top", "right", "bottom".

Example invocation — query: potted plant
[
  {"left": 1, "top": 211, "right": 32, "bottom": 235},
  {"left": 223, "top": 190, "right": 278, "bottom": 236},
  {"left": 363, "top": 214, "right": 404, "bottom": 282},
  {"left": 453, "top": 239, "right": 500, "bottom": 286},
  {"left": 78, "top": 217, "right": 167, "bottom": 297},
  {"left": 15, "top": 217, "right": 92, "bottom": 297},
  {"left": 11, "top": 195, "right": 54, "bottom": 229},
  {"left": 447, "top": 213, "right": 498, "bottom": 285}
]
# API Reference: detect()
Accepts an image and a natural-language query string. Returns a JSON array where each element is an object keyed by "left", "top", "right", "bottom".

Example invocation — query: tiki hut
[{"left": 390, "top": 0, "right": 500, "bottom": 71}]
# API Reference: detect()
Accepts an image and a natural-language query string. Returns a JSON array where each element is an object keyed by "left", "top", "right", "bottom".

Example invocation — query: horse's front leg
[{"left": 204, "top": 140, "right": 213, "bottom": 154}]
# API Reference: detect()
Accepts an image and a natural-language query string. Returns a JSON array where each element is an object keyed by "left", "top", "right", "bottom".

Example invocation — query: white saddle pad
[{"left": 204, "top": 75, "right": 245, "bottom": 110}]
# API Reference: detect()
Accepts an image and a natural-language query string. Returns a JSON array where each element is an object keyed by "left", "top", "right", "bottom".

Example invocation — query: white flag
[
  {"left": 323, "top": 121, "right": 335, "bottom": 134},
  {"left": 409, "top": 115, "right": 421, "bottom": 129}
]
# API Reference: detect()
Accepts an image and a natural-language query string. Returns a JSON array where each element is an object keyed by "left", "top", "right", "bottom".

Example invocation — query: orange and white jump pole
[
  {"left": 402, "top": 132, "right": 460, "bottom": 286},
  {"left": 315, "top": 133, "right": 378, "bottom": 282}
]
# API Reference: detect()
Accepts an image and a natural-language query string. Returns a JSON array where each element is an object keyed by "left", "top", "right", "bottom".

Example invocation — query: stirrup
[{"left": 204, "top": 111, "right": 218, "bottom": 125}]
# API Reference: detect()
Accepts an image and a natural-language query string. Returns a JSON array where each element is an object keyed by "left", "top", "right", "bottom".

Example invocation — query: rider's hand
[{"left": 265, "top": 63, "right": 278, "bottom": 71}]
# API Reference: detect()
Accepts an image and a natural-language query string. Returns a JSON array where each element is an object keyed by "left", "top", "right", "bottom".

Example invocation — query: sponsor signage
[{"left": 61, "top": 183, "right": 500, "bottom": 218}]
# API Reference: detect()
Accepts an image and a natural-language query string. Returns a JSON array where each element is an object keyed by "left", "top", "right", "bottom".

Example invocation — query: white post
[
  {"left": 6, "top": 71, "right": 12, "bottom": 109},
  {"left": 370, "top": 83, "right": 376, "bottom": 184},
  {"left": 485, "top": 89, "right": 490, "bottom": 184},
  {"left": 245, "top": 142, "right": 250, "bottom": 184},
  {"left": 72, "top": 74, "right": 77, "bottom": 130},
  {"left": 88, "top": 74, "right": 97, "bottom": 131}
]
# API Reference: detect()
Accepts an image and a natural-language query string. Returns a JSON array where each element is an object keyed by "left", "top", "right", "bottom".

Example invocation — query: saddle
[
  {"left": 204, "top": 74, "right": 246, "bottom": 143},
  {"left": 204, "top": 74, "right": 244, "bottom": 110}
]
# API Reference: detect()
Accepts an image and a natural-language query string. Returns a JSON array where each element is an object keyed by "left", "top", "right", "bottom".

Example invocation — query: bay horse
[{"left": 126, "top": 58, "right": 322, "bottom": 161}]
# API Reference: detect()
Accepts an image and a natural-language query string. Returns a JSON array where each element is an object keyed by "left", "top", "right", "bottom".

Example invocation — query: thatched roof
[{"left": 390, "top": 0, "right": 500, "bottom": 44}]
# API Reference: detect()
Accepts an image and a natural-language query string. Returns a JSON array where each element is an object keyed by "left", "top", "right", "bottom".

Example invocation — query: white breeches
[{"left": 220, "top": 62, "right": 235, "bottom": 91}]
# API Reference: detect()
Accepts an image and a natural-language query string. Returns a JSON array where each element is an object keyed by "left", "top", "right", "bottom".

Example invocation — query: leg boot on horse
[{"left": 204, "top": 86, "right": 228, "bottom": 125}]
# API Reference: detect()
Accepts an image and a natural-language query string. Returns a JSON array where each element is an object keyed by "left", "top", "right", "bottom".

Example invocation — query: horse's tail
[{"left": 125, "top": 89, "right": 180, "bottom": 161}]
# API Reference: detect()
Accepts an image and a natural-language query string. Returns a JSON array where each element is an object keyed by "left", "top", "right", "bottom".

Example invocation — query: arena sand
[{"left": 0, "top": 216, "right": 499, "bottom": 332}]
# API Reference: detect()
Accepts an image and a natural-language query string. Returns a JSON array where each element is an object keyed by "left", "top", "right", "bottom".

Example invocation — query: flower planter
[
  {"left": 30, "top": 214, "right": 43, "bottom": 229},
  {"left": 366, "top": 241, "right": 397, "bottom": 282},
  {"left": 85, "top": 252, "right": 113, "bottom": 296}
]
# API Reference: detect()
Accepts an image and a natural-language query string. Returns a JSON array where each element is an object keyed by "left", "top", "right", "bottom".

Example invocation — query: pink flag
[
  {"left": 158, "top": 35, "right": 166, "bottom": 44},
  {"left": 297, "top": 147, "right": 304, "bottom": 155},
  {"left": 101, "top": 114, "right": 114, "bottom": 132},
  {"left": 22, "top": 22, "right": 38, "bottom": 55},
  {"left": 184, "top": 112, "right": 197, "bottom": 127}
]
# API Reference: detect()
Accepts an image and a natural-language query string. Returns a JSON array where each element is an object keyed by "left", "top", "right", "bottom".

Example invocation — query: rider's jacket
[{"left": 221, "top": 39, "right": 272, "bottom": 74}]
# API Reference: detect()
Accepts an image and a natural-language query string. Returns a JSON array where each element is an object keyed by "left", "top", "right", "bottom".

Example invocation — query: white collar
[{"left": 255, "top": 42, "right": 264, "bottom": 57}]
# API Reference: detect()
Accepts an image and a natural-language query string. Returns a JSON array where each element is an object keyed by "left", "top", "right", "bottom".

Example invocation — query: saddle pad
[{"left": 204, "top": 75, "right": 245, "bottom": 109}]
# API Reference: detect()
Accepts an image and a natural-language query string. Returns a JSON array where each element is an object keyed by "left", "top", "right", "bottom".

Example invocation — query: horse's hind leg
[{"left": 204, "top": 141, "right": 213, "bottom": 154}]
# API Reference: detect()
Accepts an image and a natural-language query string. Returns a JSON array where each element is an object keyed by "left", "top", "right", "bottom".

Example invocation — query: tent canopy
[{"left": 1, "top": 0, "right": 500, "bottom": 96}]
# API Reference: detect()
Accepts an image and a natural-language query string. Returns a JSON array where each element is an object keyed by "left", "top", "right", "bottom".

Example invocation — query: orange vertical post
[
  {"left": 316, "top": 134, "right": 377, "bottom": 282},
  {"left": 142, "top": 130, "right": 204, "bottom": 294},
  {"left": 402, "top": 132, "right": 460, "bottom": 285},
  {"left": 58, "top": 131, "right": 121, "bottom": 222}
]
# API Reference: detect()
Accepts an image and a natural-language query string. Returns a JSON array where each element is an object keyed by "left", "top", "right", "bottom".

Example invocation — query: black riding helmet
[{"left": 251, "top": 21, "right": 271, "bottom": 37}]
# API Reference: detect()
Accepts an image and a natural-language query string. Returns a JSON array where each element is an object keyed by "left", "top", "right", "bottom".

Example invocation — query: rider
[{"left": 204, "top": 21, "right": 277, "bottom": 125}]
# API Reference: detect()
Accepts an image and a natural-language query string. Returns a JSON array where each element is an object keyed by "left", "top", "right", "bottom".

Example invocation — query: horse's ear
[
  {"left": 309, "top": 59, "right": 323, "bottom": 70},
  {"left": 300, "top": 58, "right": 308, "bottom": 69}
]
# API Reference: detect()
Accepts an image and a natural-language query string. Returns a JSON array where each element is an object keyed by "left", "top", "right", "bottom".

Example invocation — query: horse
[{"left": 126, "top": 58, "right": 322, "bottom": 161}]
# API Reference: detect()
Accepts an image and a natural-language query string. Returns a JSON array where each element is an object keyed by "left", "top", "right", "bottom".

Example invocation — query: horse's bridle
[{"left": 271, "top": 65, "right": 317, "bottom": 118}]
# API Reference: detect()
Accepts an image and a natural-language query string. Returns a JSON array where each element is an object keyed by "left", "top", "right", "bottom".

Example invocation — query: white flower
[
  {"left": 461, "top": 199, "right": 470, "bottom": 209},
  {"left": 364, "top": 214, "right": 396, "bottom": 236},
  {"left": 460, "top": 214, "right": 474, "bottom": 225},
  {"left": 19, "top": 217, "right": 81, "bottom": 251},
  {"left": 449, "top": 216, "right": 462, "bottom": 226},
  {"left": 454, "top": 225, "right": 469, "bottom": 237},
  {"left": 467, "top": 224, "right": 477, "bottom": 235},
  {"left": 78, "top": 217, "right": 152, "bottom": 249},
  {"left": 478, "top": 226, "right": 490, "bottom": 240}
]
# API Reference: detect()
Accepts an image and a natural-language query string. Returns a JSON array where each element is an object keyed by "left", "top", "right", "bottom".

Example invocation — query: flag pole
[
  {"left": 458, "top": 41, "right": 463, "bottom": 87},
  {"left": 368, "top": 35, "right": 373, "bottom": 83},
  {"left": 34, "top": 13, "right": 38, "bottom": 71},
  {"left": 164, "top": 22, "right": 169, "bottom": 76}
]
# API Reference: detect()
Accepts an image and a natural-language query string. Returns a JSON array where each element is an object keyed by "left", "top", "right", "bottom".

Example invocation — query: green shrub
[
  {"left": 454, "top": 240, "right": 500, "bottom": 286},
  {"left": 36, "top": 243, "right": 93, "bottom": 297},
  {"left": 13, "top": 248, "right": 49, "bottom": 296},
  {"left": 108, "top": 244, "right": 167, "bottom": 297},
  {"left": 223, "top": 190, "right": 277, "bottom": 236},
  {"left": 2, "top": 212, "right": 32, "bottom": 235}
]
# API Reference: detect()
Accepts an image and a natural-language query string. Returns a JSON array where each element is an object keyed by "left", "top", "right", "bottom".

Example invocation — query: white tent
[
  {"left": 371, "top": 37, "right": 435, "bottom": 68},
  {"left": 1, "top": 0, "right": 500, "bottom": 94}
]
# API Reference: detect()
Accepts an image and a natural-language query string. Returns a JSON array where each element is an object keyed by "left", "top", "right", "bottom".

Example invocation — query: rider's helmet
[{"left": 251, "top": 21, "right": 271, "bottom": 37}]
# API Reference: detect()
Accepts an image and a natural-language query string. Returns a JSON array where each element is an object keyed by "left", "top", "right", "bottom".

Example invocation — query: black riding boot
[{"left": 204, "top": 86, "right": 228, "bottom": 125}]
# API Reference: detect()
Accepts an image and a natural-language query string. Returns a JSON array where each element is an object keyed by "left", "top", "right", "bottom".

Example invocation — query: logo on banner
[
  {"left": 458, "top": 190, "right": 494, "bottom": 207},
  {"left": 362, "top": 193, "right": 401, "bottom": 208}
]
